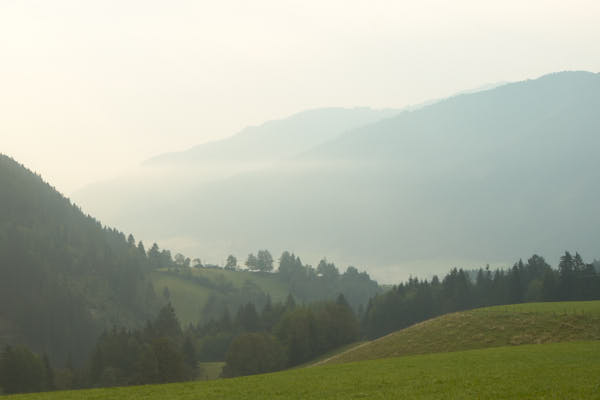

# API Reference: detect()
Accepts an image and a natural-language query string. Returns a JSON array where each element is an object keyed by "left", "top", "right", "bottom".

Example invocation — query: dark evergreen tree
[
  {"left": 0, "top": 345, "right": 46, "bottom": 394},
  {"left": 151, "top": 303, "right": 182, "bottom": 339},
  {"left": 235, "top": 303, "right": 261, "bottom": 332},
  {"left": 245, "top": 253, "right": 258, "bottom": 270},
  {"left": 256, "top": 250, "right": 274, "bottom": 272},
  {"left": 225, "top": 255, "right": 237, "bottom": 270},
  {"left": 222, "top": 333, "right": 286, "bottom": 377}
]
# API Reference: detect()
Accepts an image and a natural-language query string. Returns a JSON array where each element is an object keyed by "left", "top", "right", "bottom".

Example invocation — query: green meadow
[
  {"left": 7, "top": 341, "right": 600, "bottom": 399},
  {"left": 151, "top": 268, "right": 289, "bottom": 324},
  {"left": 196, "top": 362, "right": 226, "bottom": 381}
]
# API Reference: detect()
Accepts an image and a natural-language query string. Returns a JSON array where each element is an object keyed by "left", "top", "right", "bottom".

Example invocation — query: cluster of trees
[
  {"left": 0, "top": 296, "right": 359, "bottom": 393},
  {"left": 88, "top": 303, "right": 196, "bottom": 387},
  {"left": 364, "top": 252, "right": 600, "bottom": 339},
  {"left": 245, "top": 250, "right": 274, "bottom": 272},
  {"left": 192, "top": 297, "right": 297, "bottom": 369},
  {"left": 220, "top": 294, "right": 359, "bottom": 377},
  {"left": 0, "top": 304, "right": 195, "bottom": 394},
  {"left": 236, "top": 250, "right": 381, "bottom": 311},
  {"left": 217, "top": 249, "right": 380, "bottom": 313},
  {"left": 276, "top": 251, "right": 380, "bottom": 312},
  {"left": 144, "top": 240, "right": 180, "bottom": 270},
  {"left": 0, "top": 346, "right": 54, "bottom": 394},
  {"left": 191, "top": 292, "right": 358, "bottom": 375},
  {"left": 161, "top": 250, "right": 380, "bottom": 325}
]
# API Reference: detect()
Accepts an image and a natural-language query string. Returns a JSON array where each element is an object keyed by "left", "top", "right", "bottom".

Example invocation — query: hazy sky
[{"left": 2, "top": 0, "right": 599, "bottom": 194}]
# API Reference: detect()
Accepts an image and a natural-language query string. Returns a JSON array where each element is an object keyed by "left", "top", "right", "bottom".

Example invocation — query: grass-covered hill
[
  {"left": 7, "top": 341, "right": 600, "bottom": 399},
  {"left": 151, "top": 268, "right": 290, "bottom": 325},
  {"left": 321, "top": 301, "right": 600, "bottom": 365},
  {"left": 151, "top": 259, "right": 380, "bottom": 326},
  {"left": 0, "top": 154, "right": 161, "bottom": 365}
]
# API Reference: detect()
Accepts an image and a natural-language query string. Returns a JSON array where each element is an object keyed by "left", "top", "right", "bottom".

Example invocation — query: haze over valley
[
  {"left": 2, "top": 1, "right": 600, "bottom": 397},
  {"left": 74, "top": 71, "right": 600, "bottom": 282}
]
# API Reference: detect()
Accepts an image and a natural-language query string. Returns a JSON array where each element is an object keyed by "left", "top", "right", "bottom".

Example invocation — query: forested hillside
[
  {"left": 0, "top": 154, "right": 381, "bottom": 368},
  {"left": 363, "top": 252, "right": 600, "bottom": 339},
  {"left": 0, "top": 155, "right": 161, "bottom": 365}
]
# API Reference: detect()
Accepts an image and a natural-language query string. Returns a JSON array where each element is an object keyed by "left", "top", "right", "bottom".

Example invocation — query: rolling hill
[
  {"left": 320, "top": 301, "right": 600, "bottom": 365},
  {"left": 150, "top": 268, "right": 290, "bottom": 325},
  {"left": 151, "top": 261, "right": 380, "bottom": 326},
  {"left": 73, "top": 71, "right": 600, "bottom": 282}
]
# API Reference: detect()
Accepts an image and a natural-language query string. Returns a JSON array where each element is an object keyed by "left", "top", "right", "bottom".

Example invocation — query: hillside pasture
[
  {"left": 323, "top": 300, "right": 600, "bottom": 365},
  {"left": 7, "top": 341, "right": 600, "bottom": 399}
]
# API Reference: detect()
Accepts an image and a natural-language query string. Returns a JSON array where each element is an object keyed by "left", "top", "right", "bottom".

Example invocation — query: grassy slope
[
  {"left": 151, "top": 269, "right": 289, "bottom": 325},
  {"left": 197, "top": 362, "right": 226, "bottom": 381},
  {"left": 8, "top": 341, "right": 600, "bottom": 399},
  {"left": 151, "top": 274, "right": 212, "bottom": 325},
  {"left": 323, "top": 301, "right": 600, "bottom": 365}
]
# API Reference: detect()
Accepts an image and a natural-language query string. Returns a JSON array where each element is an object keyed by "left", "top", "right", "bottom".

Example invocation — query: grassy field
[
  {"left": 8, "top": 341, "right": 600, "bottom": 399},
  {"left": 197, "top": 362, "right": 225, "bottom": 381},
  {"left": 294, "top": 341, "right": 365, "bottom": 368},
  {"left": 151, "top": 273, "right": 211, "bottom": 325},
  {"left": 151, "top": 268, "right": 289, "bottom": 324},
  {"left": 323, "top": 300, "right": 600, "bottom": 365},
  {"left": 194, "top": 269, "right": 287, "bottom": 299}
]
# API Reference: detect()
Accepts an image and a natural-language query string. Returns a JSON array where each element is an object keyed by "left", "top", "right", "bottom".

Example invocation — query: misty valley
[{"left": 2, "top": 71, "right": 600, "bottom": 398}]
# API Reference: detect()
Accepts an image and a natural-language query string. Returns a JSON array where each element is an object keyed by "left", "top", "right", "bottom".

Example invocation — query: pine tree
[
  {"left": 245, "top": 253, "right": 258, "bottom": 270},
  {"left": 153, "top": 303, "right": 182, "bottom": 339}
]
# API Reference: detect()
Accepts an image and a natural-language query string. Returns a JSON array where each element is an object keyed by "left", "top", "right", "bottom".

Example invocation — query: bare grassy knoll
[{"left": 320, "top": 300, "right": 600, "bottom": 365}]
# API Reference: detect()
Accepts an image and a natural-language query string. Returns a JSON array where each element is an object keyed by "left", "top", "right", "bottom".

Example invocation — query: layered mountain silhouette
[
  {"left": 74, "top": 71, "right": 600, "bottom": 281},
  {"left": 144, "top": 107, "right": 399, "bottom": 166}
]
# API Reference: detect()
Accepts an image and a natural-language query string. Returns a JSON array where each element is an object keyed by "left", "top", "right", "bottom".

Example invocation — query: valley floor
[{"left": 7, "top": 341, "right": 600, "bottom": 399}]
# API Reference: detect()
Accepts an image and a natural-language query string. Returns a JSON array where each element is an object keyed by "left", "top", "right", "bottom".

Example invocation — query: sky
[{"left": 2, "top": 0, "right": 600, "bottom": 194}]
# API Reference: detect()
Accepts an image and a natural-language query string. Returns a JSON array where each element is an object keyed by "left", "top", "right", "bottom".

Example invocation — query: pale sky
[{"left": 2, "top": 0, "right": 599, "bottom": 194}]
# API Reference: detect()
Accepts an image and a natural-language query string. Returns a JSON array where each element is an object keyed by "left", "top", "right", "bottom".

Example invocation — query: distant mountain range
[
  {"left": 144, "top": 107, "right": 400, "bottom": 166},
  {"left": 73, "top": 71, "right": 600, "bottom": 282}
]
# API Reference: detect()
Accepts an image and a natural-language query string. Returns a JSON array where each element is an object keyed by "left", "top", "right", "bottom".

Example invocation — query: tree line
[
  {"left": 161, "top": 250, "right": 380, "bottom": 325},
  {"left": 193, "top": 293, "right": 359, "bottom": 377},
  {"left": 0, "top": 294, "right": 359, "bottom": 394},
  {"left": 363, "top": 252, "right": 600, "bottom": 339}
]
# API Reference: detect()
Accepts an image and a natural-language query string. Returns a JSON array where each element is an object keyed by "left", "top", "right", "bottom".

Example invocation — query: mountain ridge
[
  {"left": 143, "top": 107, "right": 400, "bottom": 166},
  {"left": 72, "top": 71, "right": 600, "bottom": 281}
]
